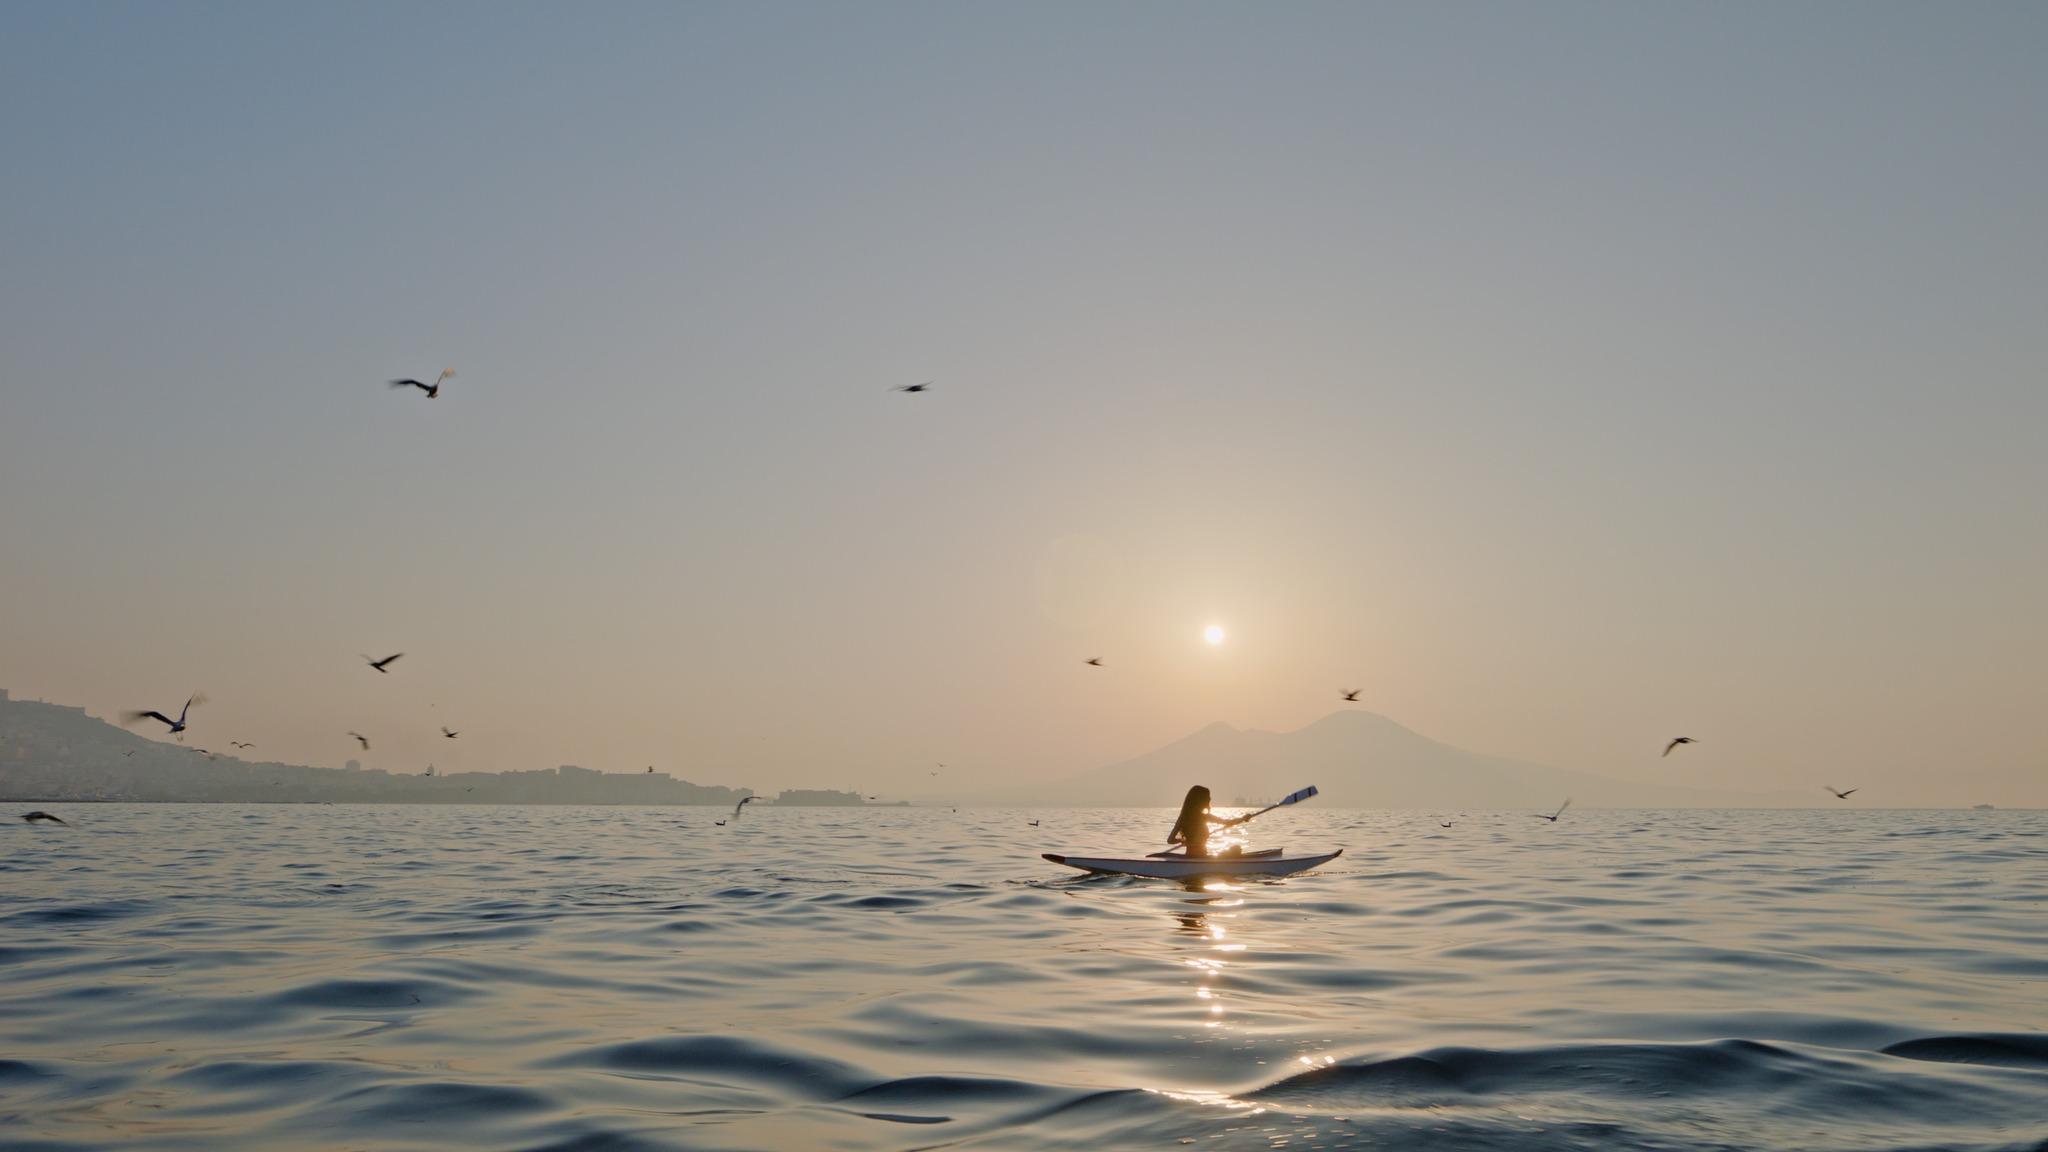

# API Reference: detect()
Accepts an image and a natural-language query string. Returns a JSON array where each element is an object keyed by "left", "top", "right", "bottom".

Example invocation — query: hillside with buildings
[{"left": 0, "top": 688, "right": 877, "bottom": 807}]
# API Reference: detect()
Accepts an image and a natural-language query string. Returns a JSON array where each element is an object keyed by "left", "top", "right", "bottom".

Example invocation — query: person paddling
[{"left": 1167, "top": 785, "right": 1245, "bottom": 858}]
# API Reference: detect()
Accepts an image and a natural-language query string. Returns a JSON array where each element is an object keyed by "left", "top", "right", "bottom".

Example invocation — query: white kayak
[{"left": 1042, "top": 848, "right": 1343, "bottom": 880}]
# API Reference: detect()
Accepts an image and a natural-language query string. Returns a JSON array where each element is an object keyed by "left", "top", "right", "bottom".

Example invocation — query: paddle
[
  {"left": 1224, "top": 785, "right": 1319, "bottom": 827},
  {"left": 1149, "top": 785, "right": 1319, "bottom": 857}
]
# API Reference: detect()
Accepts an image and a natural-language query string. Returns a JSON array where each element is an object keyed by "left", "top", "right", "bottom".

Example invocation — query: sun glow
[{"left": 1204, "top": 625, "right": 1225, "bottom": 645}]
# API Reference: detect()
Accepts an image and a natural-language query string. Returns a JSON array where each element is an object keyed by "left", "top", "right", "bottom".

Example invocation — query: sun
[{"left": 1203, "top": 624, "right": 1225, "bottom": 645}]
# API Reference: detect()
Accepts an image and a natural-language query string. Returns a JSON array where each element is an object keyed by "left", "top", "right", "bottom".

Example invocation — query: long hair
[{"left": 1168, "top": 785, "right": 1212, "bottom": 845}]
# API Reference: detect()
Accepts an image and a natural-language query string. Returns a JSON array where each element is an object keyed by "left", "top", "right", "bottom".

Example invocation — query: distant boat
[{"left": 1974, "top": 803, "right": 1995, "bottom": 810}]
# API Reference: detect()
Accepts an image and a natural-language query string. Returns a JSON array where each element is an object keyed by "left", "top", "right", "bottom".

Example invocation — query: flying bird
[
  {"left": 231, "top": 741, "right": 254, "bottom": 749},
  {"left": 441, "top": 727, "right": 458, "bottom": 738},
  {"left": 1825, "top": 786, "right": 1859, "bottom": 800},
  {"left": 363, "top": 653, "right": 403, "bottom": 674},
  {"left": 1535, "top": 798, "right": 1572, "bottom": 822},
  {"left": 1342, "top": 689, "right": 1360, "bottom": 702},
  {"left": 1663, "top": 737, "right": 1698, "bottom": 757},
  {"left": 347, "top": 732, "right": 370, "bottom": 750},
  {"left": 892, "top": 381, "right": 933, "bottom": 393},
  {"left": 390, "top": 368, "right": 454, "bottom": 398},
  {"left": 124, "top": 693, "right": 206, "bottom": 739},
  {"left": 646, "top": 766, "right": 654, "bottom": 773},
  {"left": 22, "top": 811, "right": 69, "bottom": 826},
  {"left": 123, "top": 751, "right": 136, "bottom": 757},
  {"left": 1084, "top": 657, "right": 1103, "bottom": 667},
  {"left": 733, "top": 795, "right": 759, "bottom": 819}
]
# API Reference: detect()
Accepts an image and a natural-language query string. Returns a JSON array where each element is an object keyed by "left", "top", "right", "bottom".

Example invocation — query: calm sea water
[{"left": 4, "top": 805, "right": 2047, "bottom": 1151}]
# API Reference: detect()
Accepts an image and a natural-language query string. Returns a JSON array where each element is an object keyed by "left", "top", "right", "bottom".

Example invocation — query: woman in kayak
[{"left": 1167, "top": 785, "right": 1244, "bottom": 857}]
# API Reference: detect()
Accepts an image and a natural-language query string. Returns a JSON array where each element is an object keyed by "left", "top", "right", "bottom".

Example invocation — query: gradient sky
[{"left": 4, "top": 3, "right": 2044, "bottom": 805}]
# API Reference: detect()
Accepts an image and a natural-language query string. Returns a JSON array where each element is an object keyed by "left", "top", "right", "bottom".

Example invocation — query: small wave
[
  {"left": 328, "top": 1079, "right": 554, "bottom": 1122},
  {"left": 564, "top": 1034, "right": 869, "bottom": 1099},
  {"left": 1883, "top": 1034, "right": 2048, "bottom": 1069}
]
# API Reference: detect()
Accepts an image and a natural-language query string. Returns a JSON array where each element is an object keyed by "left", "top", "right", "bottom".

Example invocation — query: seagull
[
  {"left": 441, "top": 727, "right": 458, "bottom": 739},
  {"left": 124, "top": 693, "right": 206, "bottom": 739},
  {"left": 1342, "top": 689, "right": 1360, "bottom": 702},
  {"left": 1535, "top": 798, "right": 1572, "bottom": 822},
  {"left": 1825, "top": 785, "right": 1859, "bottom": 800},
  {"left": 733, "top": 795, "right": 759, "bottom": 819},
  {"left": 347, "top": 732, "right": 370, "bottom": 750},
  {"left": 1084, "top": 657, "right": 1103, "bottom": 667},
  {"left": 646, "top": 766, "right": 654, "bottom": 773},
  {"left": 714, "top": 819, "right": 726, "bottom": 826},
  {"left": 1439, "top": 820, "right": 1453, "bottom": 828},
  {"left": 22, "top": 811, "right": 69, "bottom": 826},
  {"left": 390, "top": 368, "right": 454, "bottom": 398},
  {"left": 231, "top": 741, "right": 254, "bottom": 749},
  {"left": 1028, "top": 819, "right": 1040, "bottom": 827},
  {"left": 363, "top": 653, "right": 403, "bottom": 674},
  {"left": 1663, "top": 737, "right": 1697, "bottom": 757},
  {"left": 892, "top": 381, "right": 933, "bottom": 393},
  {"left": 123, "top": 751, "right": 136, "bottom": 757}
]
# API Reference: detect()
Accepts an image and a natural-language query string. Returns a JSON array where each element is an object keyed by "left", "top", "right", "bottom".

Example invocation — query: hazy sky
[{"left": 4, "top": 3, "right": 2043, "bottom": 805}]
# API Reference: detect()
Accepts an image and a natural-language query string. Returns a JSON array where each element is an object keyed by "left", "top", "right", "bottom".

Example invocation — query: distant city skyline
[{"left": 3, "top": 5, "right": 2044, "bottom": 807}]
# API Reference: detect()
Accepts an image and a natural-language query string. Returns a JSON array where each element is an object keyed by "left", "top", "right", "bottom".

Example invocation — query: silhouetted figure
[
  {"left": 390, "top": 368, "right": 454, "bottom": 398},
  {"left": 125, "top": 693, "right": 205, "bottom": 739},
  {"left": 22, "top": 811, "right": 69, "bottom": 826},
  {"left": 1167, "top": 785, "right": 1246, "bottom": 857},
  {"left": 1663, "top": 737, "right": 1697, "bottom": 757},
  {"left": 1535, "top": 798, "right": 1572, "bottom": 822},
  {"left": 364, "top": 653, "right": 403, "bottom": 673}
]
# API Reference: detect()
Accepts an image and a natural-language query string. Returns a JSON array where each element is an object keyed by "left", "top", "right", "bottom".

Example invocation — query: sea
[{"left": 4, "top": 804, "right": 2046, "bottom": 1152}]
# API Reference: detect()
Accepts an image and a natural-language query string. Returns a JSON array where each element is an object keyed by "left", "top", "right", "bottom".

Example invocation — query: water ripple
[{"left": 3, "top": 805, "right": 2047, "bottom": 1150}]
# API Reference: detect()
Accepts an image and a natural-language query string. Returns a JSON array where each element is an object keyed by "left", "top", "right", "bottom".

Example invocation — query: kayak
[{"left": 1042, "top": 848, "right": 1343, "bottom": 880}]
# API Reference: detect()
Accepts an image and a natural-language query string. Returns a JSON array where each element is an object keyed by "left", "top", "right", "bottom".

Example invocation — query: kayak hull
[{"left": 1042, "top": 849, "right": 1342, "bottom": 880}]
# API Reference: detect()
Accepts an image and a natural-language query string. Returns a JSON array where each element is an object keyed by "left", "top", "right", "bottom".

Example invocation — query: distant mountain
[{"left": 969, "top": 711, "right": 1801, "bottom": 808}]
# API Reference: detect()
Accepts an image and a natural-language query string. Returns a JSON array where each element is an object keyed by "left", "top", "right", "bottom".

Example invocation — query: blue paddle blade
[{"left": 1281, "top": 785, "right": 1318, "bottom": 805}]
